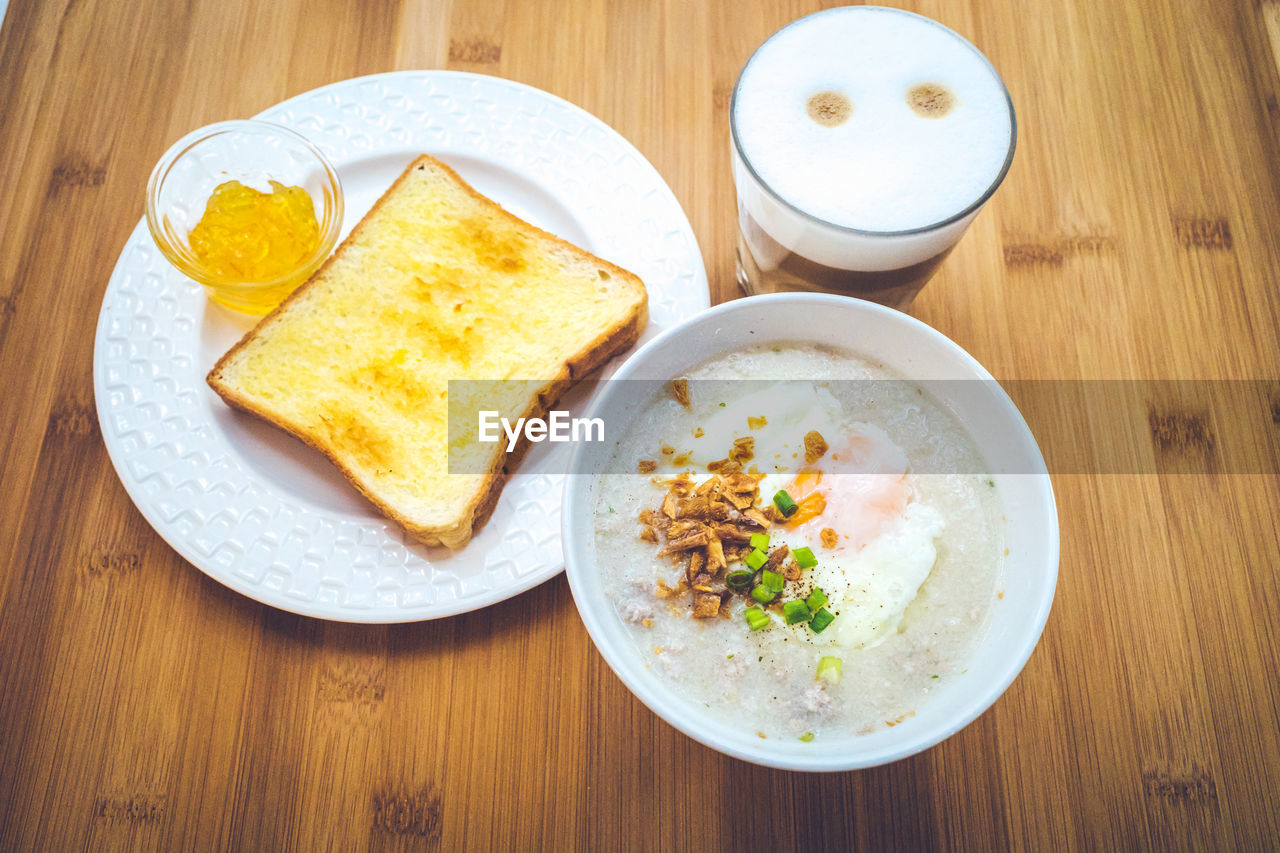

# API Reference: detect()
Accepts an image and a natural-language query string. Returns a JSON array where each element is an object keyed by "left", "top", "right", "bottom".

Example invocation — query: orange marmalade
[{"left": 187, "top": 180, "right": 320, "bottom": 313}]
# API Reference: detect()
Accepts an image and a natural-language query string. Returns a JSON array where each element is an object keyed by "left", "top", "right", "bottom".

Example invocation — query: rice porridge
[{"left": 591, "top": 344, "right": 1004, "bottom": 741}]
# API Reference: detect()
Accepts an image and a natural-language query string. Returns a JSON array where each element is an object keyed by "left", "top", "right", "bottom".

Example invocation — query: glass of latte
[{"left": 731, "top": 6, "right": 1016, "bottom": 310}]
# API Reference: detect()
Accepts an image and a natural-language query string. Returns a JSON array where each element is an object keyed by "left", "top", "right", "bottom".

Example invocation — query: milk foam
[{"left": 733, "top": 7, "right": 1012, "bottom": 232}]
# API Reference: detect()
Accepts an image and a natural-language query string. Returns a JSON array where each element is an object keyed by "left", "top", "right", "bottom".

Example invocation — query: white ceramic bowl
[{"left": 562, "top": 293, "right": 1058, "bottom": 771}]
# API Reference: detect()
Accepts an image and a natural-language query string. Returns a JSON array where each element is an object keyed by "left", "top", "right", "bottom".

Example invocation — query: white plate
[{"left": 93, "top": 71, "right": 709, "bottom": 622}]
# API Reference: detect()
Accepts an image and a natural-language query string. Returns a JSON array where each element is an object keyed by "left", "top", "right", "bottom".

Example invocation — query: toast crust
[{"left": 207, "top": 154, "right": 647, "bottom": 549}]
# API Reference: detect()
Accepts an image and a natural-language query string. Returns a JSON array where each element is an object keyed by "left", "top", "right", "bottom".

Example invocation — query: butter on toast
[{"left": 207, "top": 154, "right": 648, "bottom": 549}]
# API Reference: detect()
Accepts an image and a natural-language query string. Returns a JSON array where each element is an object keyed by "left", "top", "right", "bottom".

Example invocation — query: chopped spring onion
[
  {"left": 760, "top": 569, "right": 784, "bottom": 594},
  {"left": 745, "top": 606, "right": 771, "bottom": 631},
  {"left": 782, "top": 600, "right": 812, "bottom": 624},
  {"left": 816, "top": 655, "right": 843, "bottom": 683},
  {"left": 809, "top": 608, "right": 835, "bottom": 634},
  {"left": 793, "top": 546, "right": 817, "bottom": 569},
  {"left": 799, "top": 732, "right": 815, "bottom": 743},
  {"left": 749, "top": 532, "right": 771, "bottom": 551},
  {"left": 750, "top": 584, "right": 777, "bottom": 604},
  {"left": 726, "top": 569, "right": 755, "bottom": 589},
  {"left": 772, "top": 489, "right": 798, "bottom": 517},
  {"left": 744, "top": 548, "right": 768, "bottom": 572},
  {"left": 805, "top": 587, "right": 828, "bottom": 612}
]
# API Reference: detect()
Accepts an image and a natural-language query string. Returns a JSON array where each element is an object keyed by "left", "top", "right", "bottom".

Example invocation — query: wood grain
[{"left": 2, "top": 0, "right": 1279, "bottom": 849}]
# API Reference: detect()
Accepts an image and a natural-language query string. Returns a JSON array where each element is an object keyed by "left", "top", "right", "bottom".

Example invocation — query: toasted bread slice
[{"left": 207, "top": 154, "right": 648, "bottom": 549}]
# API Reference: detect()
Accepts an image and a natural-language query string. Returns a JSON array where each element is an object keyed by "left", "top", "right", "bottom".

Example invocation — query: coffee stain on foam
[{"left": 906, "top": 82, "right": 953, "bottom": 118}]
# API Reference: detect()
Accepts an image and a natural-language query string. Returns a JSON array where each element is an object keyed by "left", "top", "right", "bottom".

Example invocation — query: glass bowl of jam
[{"left": 145, "top": 120, "right": 344, "bottom": 315}]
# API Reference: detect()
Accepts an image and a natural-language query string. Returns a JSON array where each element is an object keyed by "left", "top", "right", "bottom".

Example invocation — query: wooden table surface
[{"left": 3, "top": 0, "right": 1278, "bottom": 849}]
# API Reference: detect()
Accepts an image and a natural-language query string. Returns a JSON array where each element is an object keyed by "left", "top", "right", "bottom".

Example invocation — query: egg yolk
[
  {"left": 783, "top": 469, "right": 828, "bottom": 525},
  {"left": 187, "top": 180, "right": 320, "bottom": 283}
]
